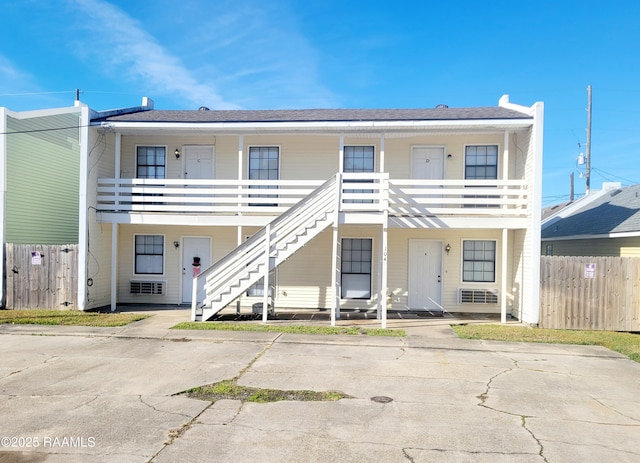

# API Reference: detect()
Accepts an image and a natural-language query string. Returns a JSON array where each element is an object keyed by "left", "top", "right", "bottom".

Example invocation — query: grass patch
[
  {"left": 172, "top": 321, "right": 404, "bottom": 337},
  {"left": 0, "top": 309, "right": 148, "bottom": 327},
  {"left": 182, "top": 378, "right": 351, "bottom": 403},
  {"left": 452, "top": 324, "right": 640, "bottom": 363}
]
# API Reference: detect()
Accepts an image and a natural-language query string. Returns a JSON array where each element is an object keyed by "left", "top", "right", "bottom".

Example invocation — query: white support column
[
  {"left": 501, "top": 228, "right": 508, "bottom": 324},
  {"left": 339, "top": 134, "right": 344, "bottom": 173},
  {"left": 378, "top": 219, "right": 388, "bottom": 328},
  {"left": 379, "top": 133, "right": 385, "bottom": 172},
  {"left": 331, "top": 172, "right": 342, "bottom": 326},
  {"left": 238, "top": 135, "right": 244, "bottom": 212},
  {"left": 0, "top": 109, "right": 6, "bottom": 307},
  {"left": 502, "top": 130, "right": 510, "bottom": 211},
  {"left": 262, "top": 223, "right": 271, "bottom": 323},
  {"left": 109, "top": 132, "right": 122, "bottom": 313},
  {"left": 237, "top": 136, "right": 244, "bottom": 316},
  {"left": 330, "top": 223, "right": 339, "bottom": 327},
  {"left": 110, "top": 224, "right": 118, "bottom": 312},
  {"left": 77, "top": 106, "right": 90, "bottom": 311},
  {"left": 236, "top": 225, "right": 242, "bottom": 316},
  {"left": 335, "top": 136, "right": 345, "bottom": 323}
]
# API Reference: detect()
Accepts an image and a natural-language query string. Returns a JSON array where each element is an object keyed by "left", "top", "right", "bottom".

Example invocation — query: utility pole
[
  {"left": 570, "top": 171, "right": 574, "bottom": 202},
  {"left": 585, "top": 85, "right": 592, "bottom": 194}
]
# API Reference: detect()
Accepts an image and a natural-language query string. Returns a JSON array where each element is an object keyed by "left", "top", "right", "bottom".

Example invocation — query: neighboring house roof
[
  {"left": 541, "top": 201, "right": 572, "bottom": 221},
  {"left": 94, "top": 106, "right": 532, "bottom": 124},
  {"left": 542, "top": 183, "right": 640, "bottom": 239}
]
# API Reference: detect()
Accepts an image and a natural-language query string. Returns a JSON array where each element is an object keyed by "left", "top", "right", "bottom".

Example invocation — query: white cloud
[
  {"left": 68, "top": 0, "right": 337, "bottom": 109},
  {"left": 0, "top": 55, "right": 37, "bottom": 91},
  {"left": 69, "top": 0, "right": 240, "bottom": 109}
]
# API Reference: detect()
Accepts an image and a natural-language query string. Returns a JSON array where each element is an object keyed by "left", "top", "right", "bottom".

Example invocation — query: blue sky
[{"left": 2, "top": 0, "right": 639, "bottom": 206}]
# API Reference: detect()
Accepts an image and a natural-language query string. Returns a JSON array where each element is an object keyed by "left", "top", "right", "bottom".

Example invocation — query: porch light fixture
[
  {"left": 174, "top": 148, "right": 180, "bottom": 159},
  {"left": 445, "top": 243, "right": 451, "bottom": 255},
  {"left": 173, "top": 241, "right": 180, "bottom": 248}
]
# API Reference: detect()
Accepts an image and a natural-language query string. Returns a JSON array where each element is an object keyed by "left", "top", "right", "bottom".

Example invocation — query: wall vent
[
  {"left": 130, "top": 280, "right": 165, "bottom": 295},
  {"left": 458, "top": 288, "right": 498, "bottom": 304}
]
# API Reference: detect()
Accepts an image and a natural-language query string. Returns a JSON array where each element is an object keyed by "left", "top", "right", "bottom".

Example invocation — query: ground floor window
[
  {"left": 135, "top": 235, "right": 164, "bottom": 275},
  {"left": 341, "top": 238, "right": 372, "bottom": 298},
  {"left": 462, "top": 240, "right": 496, "bottom": 282}
]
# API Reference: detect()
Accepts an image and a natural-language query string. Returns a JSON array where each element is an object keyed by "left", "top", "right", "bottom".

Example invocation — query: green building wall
[{"left": 6, "top": 111, "right": 81, "bottom": 244}]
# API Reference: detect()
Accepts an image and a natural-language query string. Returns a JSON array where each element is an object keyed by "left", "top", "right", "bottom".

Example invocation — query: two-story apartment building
[{"left": 81, "top": 95, "right": 543, "bottom": 327}]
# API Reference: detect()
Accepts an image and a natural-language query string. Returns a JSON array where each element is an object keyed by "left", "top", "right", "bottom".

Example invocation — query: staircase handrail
[{"left": 192, "top": 174, "right": 338, "bottom": 320}]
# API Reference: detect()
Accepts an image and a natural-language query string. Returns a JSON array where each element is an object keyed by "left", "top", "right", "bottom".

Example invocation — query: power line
[
  {"left": 0, "top": 124, "right": 90, "bottom": 136},
  {"left": 0, "top": 90, "right": 78, "bottom": 97}
]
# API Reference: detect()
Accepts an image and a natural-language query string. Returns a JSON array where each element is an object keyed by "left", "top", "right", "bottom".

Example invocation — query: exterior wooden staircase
[{"left": 192, "top": 176, "right": 338, "bottom": 321}]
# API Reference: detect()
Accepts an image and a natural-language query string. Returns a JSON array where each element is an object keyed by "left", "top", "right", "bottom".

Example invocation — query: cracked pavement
[{"left": 0, "top": 310, "right": 639, "bottom": 462}]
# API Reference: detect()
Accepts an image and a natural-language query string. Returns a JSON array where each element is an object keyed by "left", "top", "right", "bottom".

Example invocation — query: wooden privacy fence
[
  {"left": 540, "top": 256, "right": 640, "bottom": 331},
  {"left": 4, "top": 244, "right": 78, "bottom": 310}
]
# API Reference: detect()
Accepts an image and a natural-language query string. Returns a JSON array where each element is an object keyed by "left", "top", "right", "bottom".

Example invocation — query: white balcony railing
[
  {"left": 389, "top": 179, "right": 528, "bottom": 217},
  {"left": 96, "top": 175, "right": 527, "bottom": 218}
]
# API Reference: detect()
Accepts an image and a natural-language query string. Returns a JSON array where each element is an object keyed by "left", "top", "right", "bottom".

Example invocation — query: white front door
[
  {"left": 411, "top": 146, "right": 444, "bottom": 180},
  {"left": 182, "top": 237, "right": 212, "bottom": 304},
  {"left": 408, "top": 239, "right": 443, "bottom": 311},
  {"left": 184, "top": 146, "right": 214, "bottom": 179},
  {"left": 412, "top": 146, "right": 444, "bottom": 209}
]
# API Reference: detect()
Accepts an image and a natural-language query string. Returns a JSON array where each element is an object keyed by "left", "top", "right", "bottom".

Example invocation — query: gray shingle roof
[
  {"left": 542, "top": 184, "right": 640, "bottom": 238},
  {"left": 94, "top": 106, "right": 531, "bottom": 123}
]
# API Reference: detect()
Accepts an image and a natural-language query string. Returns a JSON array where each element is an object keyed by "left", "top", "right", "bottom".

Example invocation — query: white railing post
[
  {"left": 262, "top": 223, "right": 271, "bottom": 323},
  {"left": 191, "top": 274, "right": 198, "bottom": 321}
]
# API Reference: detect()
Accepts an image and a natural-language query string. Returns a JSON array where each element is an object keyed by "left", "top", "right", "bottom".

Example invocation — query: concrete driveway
[{"left": 0, "top": 310, "right": 638, "bottom": 462}]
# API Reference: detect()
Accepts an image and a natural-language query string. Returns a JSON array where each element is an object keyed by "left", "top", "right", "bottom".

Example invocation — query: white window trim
[
  {"left": 463, "top": 143, "right": 500, "bottom": 180},
  {"left": 247, "top": 145, "right": 281, "bottom": 180},
  {"left": 342, "top": 145, "right": 376, "bottom": 173},
  {"left": 135, "top": 144, "right": 168, "bottom": 179},
  {"left": 340, "top": 237, "right": 373, "bottom": 300},
  {"left": 133, "top": 233, "right": 166, "bottom": 276},
  {"left": 460, "top": 238, "right": 498, "bottom": 284}
]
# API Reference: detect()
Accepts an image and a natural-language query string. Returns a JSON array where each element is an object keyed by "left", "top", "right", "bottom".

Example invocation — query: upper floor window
[
  {"left": 136, "top": 146, "right": 166, "bottom": 179},
  {"left": 343, "top": 146, "right": 374, "bottom": 173},
  {"left": 343, "top": 146, "right": 375, "bottom": 204},
  {"left": 248, "top": 147, "right": 279, "bottom": 206},
  {"left": 249, "top": 147, "right": 279, "bottom": 180},
  {"left": 135, "top": 235, "right": 164, "bottom": 275},
  {"left": 462, "top": 240, "right": 496, "bottom": 283},
  {"left": 465, "top": 145, "right": 498, "bottom": 180}
]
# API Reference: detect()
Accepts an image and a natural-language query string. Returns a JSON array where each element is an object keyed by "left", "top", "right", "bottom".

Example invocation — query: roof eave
[{"left": 95, "top": 117, "right": 534, "bottom": 133}]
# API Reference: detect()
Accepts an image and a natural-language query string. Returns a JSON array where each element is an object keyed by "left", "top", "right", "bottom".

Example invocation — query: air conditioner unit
[
  {"left": 458, "top": 288, "right": 498, "bottom": 304},
  {"left": 130, "top": 280, "right": 166, "bottom": 295}
]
